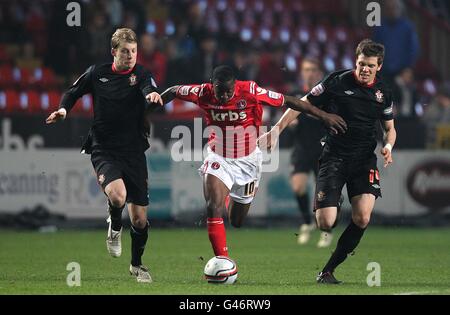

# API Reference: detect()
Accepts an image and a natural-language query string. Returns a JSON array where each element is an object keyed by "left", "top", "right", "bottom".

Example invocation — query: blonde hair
[{"left": 111, "top": 28, "right": 137, "bottom": 49}]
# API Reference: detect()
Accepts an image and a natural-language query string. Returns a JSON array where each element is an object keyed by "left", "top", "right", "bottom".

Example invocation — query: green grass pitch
[{"left": 0, "top": 227, "right": 449, "bottom": 295}]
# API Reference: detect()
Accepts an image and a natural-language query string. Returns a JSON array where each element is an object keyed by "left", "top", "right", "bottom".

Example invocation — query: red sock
[{"left": 207, "top": 218, "right": 228, "bottom": 257}]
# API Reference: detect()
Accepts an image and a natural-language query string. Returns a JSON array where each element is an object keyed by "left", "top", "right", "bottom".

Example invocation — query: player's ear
[
  {"left": 111, "top": 48, "right": 116, "bottom": 57},
  {"left": 377, "top": 63, "right": 383, "bottom": 72}
]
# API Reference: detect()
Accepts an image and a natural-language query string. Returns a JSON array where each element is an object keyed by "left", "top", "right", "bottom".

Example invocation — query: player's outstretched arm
[
  {"left": 380, "top": 119, "right": 396, "bottom": 168},
  {"left": 284, "top": 95, "right": 347, "bottom": 134},
  {"left": 161, "top": 85, "right": 180, "bottom": 104},
  {"left": 46, "top": 66, "right": 94, "bottom": 124}
]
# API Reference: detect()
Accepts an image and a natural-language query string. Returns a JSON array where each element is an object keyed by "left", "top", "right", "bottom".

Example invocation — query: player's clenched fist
[
  {"left": 45, "top": 108, "right": 67, "bottom": 124},
  {"left": 145, "top": 92, "right": 163, "bottom": 106}
]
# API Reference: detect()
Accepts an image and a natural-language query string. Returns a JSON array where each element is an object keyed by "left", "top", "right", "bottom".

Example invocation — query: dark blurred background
[{"left": 0, "top": 0, "right": 449, "bottom": 227}]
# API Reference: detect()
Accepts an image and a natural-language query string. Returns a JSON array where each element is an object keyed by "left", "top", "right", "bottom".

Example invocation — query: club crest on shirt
[
  {"left": 375, "top": 90, "right": 384, "bottom": 103},
  {"left": 129, "top": 73, "right": 137, "bottom": 86},
  {"left": 236, "top": 99, "right": 247, "bottom": 109},
  {"left": 317, "top": 191, "right": 326, "bottom": 202}
]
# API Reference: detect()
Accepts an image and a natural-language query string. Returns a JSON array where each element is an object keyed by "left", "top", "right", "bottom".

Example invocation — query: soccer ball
[{"left": 204, "top": 256, "right": 238, "bottom": 284}]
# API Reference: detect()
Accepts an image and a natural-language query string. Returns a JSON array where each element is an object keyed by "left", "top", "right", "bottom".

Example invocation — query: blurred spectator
[
  {"left": 224, "top": 47, "right": 259, "bottom": 81},
  {"left": 145, "top": 0, "right": 169, "bottom": 23},
  {"left": 173, "top": 22, "right": 196, "bottom": 59},
  {"left": 422, "top": 82, "right": 450, "bottom": 148},
  {"left": 373, "top": 0, "right": 420, "bottom": 80},
  {"left": 393, "top": 67, "right": 419, "bottom": 118},
  {"left": 46, "top": 0, "right": 89, "bottom": 77},
  {"left": 88, "top": 12, "right": 112, "bottom": 64},
  {"left": 104, "top": 0, "right": 123, "bottom": 28},
  {"left": 257, "top": 45, "right": 289, "bottom": 93},
  {"left": 16, "top": 41, "right": 42, "bottom": 70},
  {"left": 164, "top": 38, "right": 190, "bottom": 88},
  {"left": 121, "top": 0, "right": 147, "bottom": 35},
  {"left": 186, "top": 1, "right": 208, "bottom": 47},
  {"left": 189, "top": 33, "right": 220, "bottom": 83},
  {"left": 137, "top": 33, "right": 167, "bottom": 86}
]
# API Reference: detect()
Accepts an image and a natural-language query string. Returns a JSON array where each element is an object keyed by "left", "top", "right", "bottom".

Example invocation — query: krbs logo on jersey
[
  {"left": 375, "top": 90, "right": 384, "bottom": 103},
  {"left": 210, "top": 110, "right": 247, "bottom": 122},
  {"left": 129, "top": 73, "right": 137, "bottom": 86},
  {"left": 236, "top": 99, "right": 247, "bottom": 109}
]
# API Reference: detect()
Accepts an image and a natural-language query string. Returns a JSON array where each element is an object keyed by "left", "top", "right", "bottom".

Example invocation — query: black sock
[
  {"left": 108, "top": 201, "right": 125, "bottom": 231},
  {"left": 322, "top": 220, "right": 366, "bottom": 273},
  {"left": 130, "top": 222, "right": 149, "bottom": 267},
  {"left": 296, "top": 193, "right": 312, "bottom": 224}
]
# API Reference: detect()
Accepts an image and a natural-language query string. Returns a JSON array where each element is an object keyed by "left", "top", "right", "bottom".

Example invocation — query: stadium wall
[{"left": 1, "top": 148, "right": 449, "bottom": 221}]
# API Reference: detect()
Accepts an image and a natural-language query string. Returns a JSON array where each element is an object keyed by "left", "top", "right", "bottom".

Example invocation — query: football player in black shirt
[
  {"left": 287, "top": 57, "right": 336, "bottom": 247},
  {"left": 46, "top": 28, "right": 163, "bottom": 283},
  {"left": 260, "top": 39, "right": 396, "bottom": 284}
]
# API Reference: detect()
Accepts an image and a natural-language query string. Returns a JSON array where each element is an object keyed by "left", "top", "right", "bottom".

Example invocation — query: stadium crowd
[{"left": 0, "top": 0, "right": 449, "bottom": 148}]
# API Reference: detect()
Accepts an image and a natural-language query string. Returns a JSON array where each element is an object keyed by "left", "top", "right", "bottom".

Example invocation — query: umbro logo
[
  {"left": 345, "top": 90, "right": 354, "bottom": 95},
  {"left": 99, "top": 77, "right": 109, "bottom": 83}
]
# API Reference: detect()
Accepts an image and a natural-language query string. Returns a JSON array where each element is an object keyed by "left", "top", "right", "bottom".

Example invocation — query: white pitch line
[{"left": 394, "top": 290, "right": 449, "bottom": 295}]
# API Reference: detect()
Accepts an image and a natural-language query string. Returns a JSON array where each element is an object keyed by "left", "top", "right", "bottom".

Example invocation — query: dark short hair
[
  {"left": 355, "top": 39, "right": 385, "bottom": 65},
  {"left": 212, "top": 65, "right": 235, "bottom": 83},
  {"left": 301, "top": 56, "right": 323, "bottom": 72}
]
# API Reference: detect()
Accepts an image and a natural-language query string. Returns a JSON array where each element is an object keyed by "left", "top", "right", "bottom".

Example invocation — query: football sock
[
  {"left": 322, "top": 220, "right": 366, "bottom": 273},
  {"left": 296, "top": 193, "right": 312, "bottom": 224},
  {"left": 108, "top": 201, "right": 125, "bottom": 231},
  {"left": 130, "top": 222, "right": 149, "bottom": 266},
  {"left": 207, "top": 217, "right": 229, "bottom": 257}
]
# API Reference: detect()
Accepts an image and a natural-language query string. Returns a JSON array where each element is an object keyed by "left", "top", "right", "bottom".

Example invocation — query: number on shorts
[{"left": 244, "top": 181, "right": 256, "bottom": 197}]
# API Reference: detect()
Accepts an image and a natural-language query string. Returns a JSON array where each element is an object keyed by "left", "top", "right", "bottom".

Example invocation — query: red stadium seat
[
  {"left": 12, "top": 67, "right": 31, "bottom": 89},
  {"left": 24, "top": 90, "right": 41, "bottom": 113},
  {"left": 17, "top": 91, "right": 40, "bottom": 113},
  {"left": 0, "top": 90, "right": 19, "bottom": 113},
  {"left": 29, "top": 67, "right": 58, "bottom": 89},
  {"left": 0, "top": 64, "right": 13, "bottom": 89},
  {"left": 40, "top": 90, "right": 61, "bottom": 113}
]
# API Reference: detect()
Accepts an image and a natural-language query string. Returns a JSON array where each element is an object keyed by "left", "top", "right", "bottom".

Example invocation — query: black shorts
[
  {"left": 91, "top": 150, "right": 149, "bottom": 206},
  {"left": 291, "top": 143, "right": 322, "bottom": 176},
  {"left": 313, "top": 153, "right": 381, "bottom": 210}
]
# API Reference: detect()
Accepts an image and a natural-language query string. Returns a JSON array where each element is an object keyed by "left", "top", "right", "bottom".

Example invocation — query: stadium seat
[
  {"left": 0, "top": 90, "right": 19, "bottom": 113},
  {"left": 0, "top": 64, "right": 13, "bottom": 89},
  {"left": 39, "top": 90, "right": 61, "bottom": 113},
  {"left": 12, "top": 67, "right": 31, "bottom": 89},
  {"left": 25, "top": 90, "right": 41, "bottom": 113},
  {"left": 30, "top": 67, "right": 57, "bottom": 89}
]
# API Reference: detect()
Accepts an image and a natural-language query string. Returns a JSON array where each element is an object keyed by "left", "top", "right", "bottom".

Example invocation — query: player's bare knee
[
  {"left": 353, "top": 215, "right": 370, "bottom": 228},
  {"left": 131, "top": 216, "right": 147, "bottom": 229},
  {"left": 108, "top": 190, "right": 126, "bottom": 208},
  {"left": 316, "top": 216, "right": 334, "bottom": 231}
]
